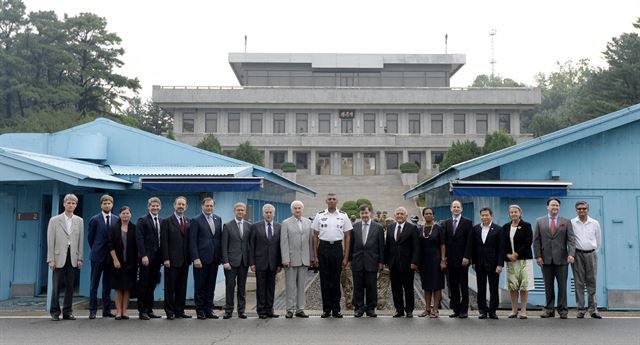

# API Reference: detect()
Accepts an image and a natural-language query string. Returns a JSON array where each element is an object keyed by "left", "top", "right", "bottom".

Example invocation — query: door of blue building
[{"left": 0, "top": 193, "right": 16, "bottom": 300}]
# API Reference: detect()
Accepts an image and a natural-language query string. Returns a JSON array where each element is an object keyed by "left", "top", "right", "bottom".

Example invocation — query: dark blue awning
[
  {"left": 450, "top": 180, "right": 571, "bottom": 197},
  {"left": 140, "top": 177, "right": 263, "bottom": 192}
]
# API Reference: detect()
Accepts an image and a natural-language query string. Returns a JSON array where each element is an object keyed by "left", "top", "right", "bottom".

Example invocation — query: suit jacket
[
  {"left": 502, "top": 220, "right": 533, "bottom": 261},
  {"left": 471, "top": 223, "right": 504, "bottom": 271},
  {"left": 384, "top": 222, "right": 419, "bottom": 272},
  {"left": 88, "top": 213, "right": 119, "bottom": 263},
  {"left": 221, "top": 219, "right": 252, "bottom": 267},
  {"left": 136, "top": 213, "right": 161, "bottom": 260},
  {"left": 160, "top": 214, "right": 191, "bottom": 268},
  {"left": 189, "top": 213, "right": 223, "bottom": 265},
  {"left": 108, "top": 222, "right": 138, "bottom": 270},
  {"left": 280, "top": 216, "right": 314, "bottom": 267},
  {"left": 350, "top": 220, "right": 385, "bottom": 272},
  {"left": 249, "top": 221, "right": 282, "bottom": 271},
  {"left": 47, "top": 213, "right": 84, "bottom": 268},
  {"left": 533, "top": 215, "right": 575, "bottom": 265},
  {"left": 443, "top": 217, "right": 474, "bottom": 268}
]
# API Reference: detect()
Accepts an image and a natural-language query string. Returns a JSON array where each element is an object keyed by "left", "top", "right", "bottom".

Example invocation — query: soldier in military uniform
[
  {"left": 312, "top": 193, "right": 353, "bottom": 318},
  {"left": 377, "top": 214, "right": 392, "bottom": 309}
]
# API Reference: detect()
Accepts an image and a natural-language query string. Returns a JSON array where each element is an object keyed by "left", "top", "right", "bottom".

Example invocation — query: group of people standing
[{"left": 47, "top": 193, "right": 601, "bottom": 321}]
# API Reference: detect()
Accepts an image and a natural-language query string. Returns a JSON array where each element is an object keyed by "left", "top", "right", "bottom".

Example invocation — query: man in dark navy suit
[
  {"left": 161, "top": 196, "right": 191, "bottom": 319},
  {"left": 470, "top": 207, "right": 504, "bottom": 319},
  {"left": 443, "top": 200, "right": 473, "bottom": 318},
  {"left": 136, "top": 197, "right": 163, "bottom": 320},
  {"left": 189, "top": 197, "right": 223, "bottom": 320},
  {"left": 87, "top": 194, "right": 118, "bottom": 319}
]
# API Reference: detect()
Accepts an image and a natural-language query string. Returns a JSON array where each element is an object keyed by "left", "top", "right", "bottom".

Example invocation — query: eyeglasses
[{"left": 576, "top": 207, "right": 588, "bottom": 210}]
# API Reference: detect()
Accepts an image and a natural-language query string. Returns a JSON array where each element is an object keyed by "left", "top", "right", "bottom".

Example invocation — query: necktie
[
  {"left": 106, "top": 215, "right": 110, "bottom": 227},
  {"left": 550, "top": 218, "right": 557, "bottom": 236},
  {"left": 267, "top": 222, "right": 273, "bottom": 241},
  {"left": 154, "top": 216, "right": 160, "bottom": 248},
  {"left": 362, "top": 223, "right": 369, "bottom": 245},
  {"left": 179, "top": 217, "right": 185, "bottom": 235},
  {"left": 238, "top": 221, "right": 243, "bottom": 238},
  {"left": 453, "top": 218, "right": 458, "bottom": 235},
  {"left": 207, "top": 215, "right": 215, "bottom": 236},
  {"left": 395, "top": 224, "right": 401, "bottom": 242}
]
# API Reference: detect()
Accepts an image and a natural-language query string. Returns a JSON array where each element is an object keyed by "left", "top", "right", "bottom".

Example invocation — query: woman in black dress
[
  {"left": 108, "top": 206, "right": 137, "bottom": 320},
  {"left": 418, "top": 207, "right": 446, "bottom": 318}
]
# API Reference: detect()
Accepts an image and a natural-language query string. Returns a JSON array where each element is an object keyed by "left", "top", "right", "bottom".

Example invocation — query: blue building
[
  {"left": 404, "top": 104, "right": 640, "bottom": 309},
  {"left": 0, "top": 118, "right": 315, "bottom": 302}
]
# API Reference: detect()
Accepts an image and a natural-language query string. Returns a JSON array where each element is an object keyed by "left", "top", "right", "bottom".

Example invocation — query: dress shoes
[
  {"left": 166, "top": 314, "right": 175, "bottom": 320},
  {"left": 559, "top": 314, "right": 568, "bottom": 319},
  {"left": 458, "top": 313, "right": 468, "bottom": 319},
  {"left": 540, "top": 312, "right": 555, "bottom": 318},
  {"left": 139, "top": 313, "right": 151, "bottom": 320},
  {"left": 295, "top": 311, "right": 309, "bottom": 318},
  {"left": 89, "top": 312, "right": 96, "bottom": 320},
  {"left": 479, "top": 313, "right": 487, "bottom": 319},
  {"left": 62, "top": 314, "right": 76, "bottom": 320},
  {"left": 577, "top": 312, "right": 585, "bottom": 319},
  {"left": 354, "top": 311, "right": 364, "bottom": 318},
  {"left": 320, "top": 312, "right": 331, "bottom": 318},
  {"left": 148, "top": 312, "right": 161, "bottom": 319},
  {"left": 223, "top": 313, "right": 232, "bottom": 319},
  {"left": 121, "top": 315, "right": 130, "bottom": 320},
  {"left": 206, "top": 313, "right": 219, "bottom": 319},
  {"left": 405, "top": 313, "right": 413, "bottom": 318},
  {"left": 285, "top": 311, "right": 294, "bottom": 319},
  {"left": 365, "top": 311, "right": 377, "bottom": 318},
  {"left": 50, "top": 314, "right": 60, "bottom": 321},
  {"left": 196, "top": 312, "right": 207, "bottom": 320},
  {"left": 103, "top": 312, "right": 116, "bottom": 318},
  {"left": 177, "top": 313, "right": 192, "bottom": 319},
  {"left": 258, "top": 314, "right": 268, "bottom": 319},
  {"left": 393, "top": 312, "right": 405, "bottom": 318},
  {"left": 115, "top": 316, "right": 122, "bottom": 320},
  {"left": 489, "top": 314, "right": 499, "bottom": 320},
  {"left": 238, "top": 314, "right": 247, "bottom": 319},
  {"left": 332, "top": 312, "right": 343, "bottom": 318},
  {"left": 449, "top": 312, "right": 459, "bottom": 318},
  {"left": 267, "top": 313, "right": 280, "bottom": 318},
  {"left": 591, "top": 313, "right": 602, "bottom": 319}
]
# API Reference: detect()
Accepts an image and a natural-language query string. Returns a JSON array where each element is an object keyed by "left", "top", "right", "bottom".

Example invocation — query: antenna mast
[{"left": 489, "top": 29, "right": 497, "bottom": 77}]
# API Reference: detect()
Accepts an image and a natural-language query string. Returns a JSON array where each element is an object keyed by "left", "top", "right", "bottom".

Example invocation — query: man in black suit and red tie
[
  {"left": 384, "top": 206, "right": 419, "bottom": 318},
  {"left": 135, "top": 197, "right": 163, "bottom": 320},
  {"left": 443, "top": 200, "right": 473, "bottom": 318},
  {"left": 189, "top": 197, "right": 223, "bottom": 320},
  {"left": 249, "top": 204, "right": 282, "bottom": 319},
  {"left": 160, "top": 196, "right": 191, "bottom": 319},
  {"left": 470, "top": 207, "right": 504, "bottom": 319}
]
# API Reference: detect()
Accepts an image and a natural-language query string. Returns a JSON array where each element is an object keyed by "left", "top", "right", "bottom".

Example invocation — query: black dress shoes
[
  {"left": 50, "top": 314, "right": 60, "bottom": 321},
  {"left": 320, "top": 312, "right": 331, "bottom": 318},
  {"left": 139, "top": 313, "right": 151, "bottom": 320},
  {"left": 332, "top": 312, "right": 343, "bottom": 318},
  {"left": 540, "top": 312, "right": 555, "bottom": 318},
  {"left": 206, "top": 313, "right": 219, "bottom": 319},
  {"left": 591, "top": 313, "right": 603, "bottom": 319},
  {"left": 489, "top": 314, "right": 499, "bottom": 320},
  {"left": 103, "top": 312, "right": 116, "bottom": 318},
  {"left": 62, "top": 314, "right": 76, "bottom": 320},
  {"left": 89, "top": 312, "right": 96, "bottom": 319},
  {"left": 354, "top": 311, "right": 364, "bottom": 318},
  {"left": 166, "top": 314, "right": 175, "bottom": 320},
  {"left": 479, "top": 313, "right": 487, "bottom": 319},
  {"left": 449, "top": 312, "right": 460, "bottom": 318},
  {"left": 223, "top": 313, "right": 232, "bottom": 319},
  {"left": 365, "top": 311, "right": 378, "bottom": 318},
  {"left": 258, "top": 314, "right": 268, "bottom": 319},
  {"left": 405, "top": 313, "right": 413, "bottom": 318},
  {"left": 267, "top": 313, "right": 280, "bottom": 318},
  {"left": 285, "top": 311, "right": 294, "bottom": 319},
  {"left": 458, "top": 313, "right": 468, "bottom": 319},
  {"left": 393, "top": 312, "right": 404, "bottom": 318},
  {"left": 178, "top": 313, "right": 192, "bottom": 319},
  {"left": 295, "top": 311, "right": 309, "bottom": 318},
  {"left": 238, "top": 314, "right": 247, "bottom": 319},
  {"left": 148, "top": 312, "right": 161, "bottom": 319},
  {"left": 196, "top": 312, "right": 207, "bottom": 320}
]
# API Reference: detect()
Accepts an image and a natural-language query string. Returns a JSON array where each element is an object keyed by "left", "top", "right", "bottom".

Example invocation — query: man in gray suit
[
  {"left": 534, "top": 197, "right": 576, "bottom": 319},
  {"left": 349, "top": 204, "right": 384, "bottom": 318},
  {"left": 280, "top": 200, "right": 314, "bottom": 318},
  {"left": 221, "top": 202, "right": 252, "bottom": 319},
  {"left": 47, "top": 194, "right": 84, "bottom": 321}
]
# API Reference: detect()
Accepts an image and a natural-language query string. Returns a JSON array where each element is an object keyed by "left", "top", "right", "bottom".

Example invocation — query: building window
[
  {"left": 182, "top": 112, "right": 195, "bottom": 133},
  {"left": 499, "top": 113, "right": 511, "bottom": 133},
  {"left": 318, "top": 113, "right": 331, "bottom": 134},
  {"left": 341, "top": 118, "right": 353, "bottom": 134},
  {"left": 364, "top": 152, "right": 376, "bottom": 176},
  {"left": 316, "top": 152, "right": 331, "bottom": 175},
  {"left": 385, "top": 113, "right": 398, "bottom": 134},
  {"left": 431, "top": 114, "right": 443, "bottom": 134},
  {"left": 296, "top": 113, "right": 308, "bottom": 134},
  {"left": 454, "top": 113, "right": 466, "bottom": 134},
  {"left": 228, "top": 112, "right": 240, "bottom": 133},
  {"left": 250, "top": 113, "right": 263, "bottom": 134},
  {"left": 273, "top": 113, "right": 285, "bottom": 134},
  {"left": 408, "top": 152, "right": 422, "bottom": 169},
  {"left": 408, "top": 113, "right": 421, "bottom": 134},
  {"left": 363, "top": 113, "right": 376, "bottom": 134},
  {"left": 205, "top": 113, "right": 217, "bottom": 133},
  {"left": 295, "top": 152, "right": 308, "bottom": 170},
  {"left": 272, "top": 151, "right": 286, "bottom": 169},
  {"left": 476, "top": 113, "right": 488, "bottom": 134},
  {"left": 341, "top": 153, "right": 353, "bottom": 176},
  {"left": 386, "top": 152, "right": 400, "bottom": 169},
  {"left": 431, "top": 151, "right": 446, "bottom": 170}
]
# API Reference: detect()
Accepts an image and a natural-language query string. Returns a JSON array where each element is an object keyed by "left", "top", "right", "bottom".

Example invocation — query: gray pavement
[{"left": 1, "top": 316, "right": 638, "bottom": 345}]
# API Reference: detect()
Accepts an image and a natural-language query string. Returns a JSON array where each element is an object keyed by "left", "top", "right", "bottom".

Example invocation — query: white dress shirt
[
  {"left": 481, "top": 223, "right": 491, "bottom": 244},
  {"left": 571, "top": 216, "right": 601, "bottom": 251}
]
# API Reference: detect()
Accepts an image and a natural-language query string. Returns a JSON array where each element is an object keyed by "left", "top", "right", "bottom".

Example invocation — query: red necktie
[
  {"left": 395, "top": 225, "right": 401, "bottom": 242},
  {"left": 550, "top": 218, "right": 556, "bottom": 236},
  {"left": 179, "top": 217, "right": 185, "bottom": 235}
]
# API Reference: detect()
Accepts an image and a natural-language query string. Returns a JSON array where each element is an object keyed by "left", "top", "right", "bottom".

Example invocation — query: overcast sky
[{"left": 21, "top": 0, "right": 640, "bottom": 99}]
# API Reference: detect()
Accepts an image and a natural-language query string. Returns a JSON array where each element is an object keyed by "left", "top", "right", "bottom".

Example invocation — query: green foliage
[
  {"left": 165, "top": 130, "right": 175, "bottom": 140},
  {"left": 0, "top": 107, "right": 92, "bottom": 133},
  {"left": 124, "top": 97, "right": 173, "bottom": 135},
  {"left": 483, "top": 130, "right": 516, "bottom": 154},
  {"left": 399, "top": 162, "right": 419, "bottom": 173},
  {"left": 471, "top": 74, "right": 524, "bottom": 87},
  {"left": 281, "top": 162, "right": 296, "bottom": 172},
  {"left": 439, "top": 140, "right": 482, "bottom": 171},
  {"left": 196, "top": 134, "right": 222, "bottom": 154},
  {"left": 340, "top": 200, "right": 359, "bottom": 218},
  {"left": 355, "top": 198, "right": 373, "bottom": 210},
  {"left": 232, "top": 141, "right": 263, "bottom": 166}
]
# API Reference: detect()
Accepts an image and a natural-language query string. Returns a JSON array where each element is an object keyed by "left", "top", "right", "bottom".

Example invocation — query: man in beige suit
[
  {"left": 47, "top": 194, "right": 84, "bottom": 321},
  {"left": 280, "top": 200, "right": 314, "bottom": 318}
]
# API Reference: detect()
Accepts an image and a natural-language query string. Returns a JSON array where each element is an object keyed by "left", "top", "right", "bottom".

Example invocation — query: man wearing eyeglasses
[{"left": 571, "top": 201, "right": 602, "bottom": 319}]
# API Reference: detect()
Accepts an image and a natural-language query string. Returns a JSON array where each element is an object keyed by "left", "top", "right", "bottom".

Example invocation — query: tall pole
[
  {"left": 489, "top": 29, "right": 497, "bottom": 77},
  {"left": 244, "top": 35, "right": 247, "bottom": 53},
  {"left": 445, "top": 34, "right": 448, "bottom": 54}
]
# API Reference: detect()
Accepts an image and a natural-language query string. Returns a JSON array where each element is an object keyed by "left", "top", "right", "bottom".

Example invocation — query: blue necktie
[{"left": 267, "top": 223, "right": 273, "bottom": 241}]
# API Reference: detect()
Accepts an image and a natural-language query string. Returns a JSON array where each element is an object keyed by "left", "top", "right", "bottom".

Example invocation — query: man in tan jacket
[{"left": 47, "top": 194, "right": 84, "bottom": 321}]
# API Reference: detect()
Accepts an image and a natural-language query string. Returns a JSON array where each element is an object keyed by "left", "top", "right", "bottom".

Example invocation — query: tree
[
  {"left": 439, "top": 140, "right": 482, "bottom": 171},
  {"left": 232, "top": 141, "right": 263, "bottom": 166},
  {"left": 483, "top": 130, "right": 516, "bottom": 154},
  {"left": 196, "top": 134, "right": 222, "bottom": 154},
  {"left": 124, "top": 97, "right": 173, "bottom": 135},
  {"left": 355, "top": 198, "right": 373, "bottom": 210},
  {"left": 341, "top": 200, "right": 359, "bottom": 218},
  {"left": 471, "top": 74, "right": 524, "bottom": 87}
]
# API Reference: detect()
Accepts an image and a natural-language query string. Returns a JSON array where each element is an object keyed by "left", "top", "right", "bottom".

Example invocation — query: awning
[
  {"left": 450, "top": 180, "right": 572, "bottom": 197},
  {"left": 140, "top": 177, "right": 263, "bottom": 192}
]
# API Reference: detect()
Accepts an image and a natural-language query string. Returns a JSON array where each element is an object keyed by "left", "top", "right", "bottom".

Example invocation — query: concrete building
[
  {"left": 404, "top": 103, "right": 640, "bottom": 309},
  {"left": 153, "top": 53, "right": 541, "bottom": 177},
  {"left": 0, "top": 119, "right": 314, "bottom": 302}
]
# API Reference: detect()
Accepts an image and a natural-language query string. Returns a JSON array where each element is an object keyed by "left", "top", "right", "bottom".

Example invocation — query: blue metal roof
[
  {"left": 404, "top": 103, "right": 640, "bottom": 199},
  {"left": 109, "top": 165, "right": 252, "bottom": 177}
]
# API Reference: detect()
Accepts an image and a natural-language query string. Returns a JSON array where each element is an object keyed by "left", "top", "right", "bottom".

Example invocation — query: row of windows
[
  {"left": 245, "top": 71, "right": 448, "bottom": 87},
  {"left": 182, "top": 112, "right": 512, "bottom": 135}
]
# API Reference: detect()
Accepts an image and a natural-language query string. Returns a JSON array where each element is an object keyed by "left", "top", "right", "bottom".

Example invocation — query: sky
[{"left": 21, "top": 0, "right": 640, "bottom": 99}]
